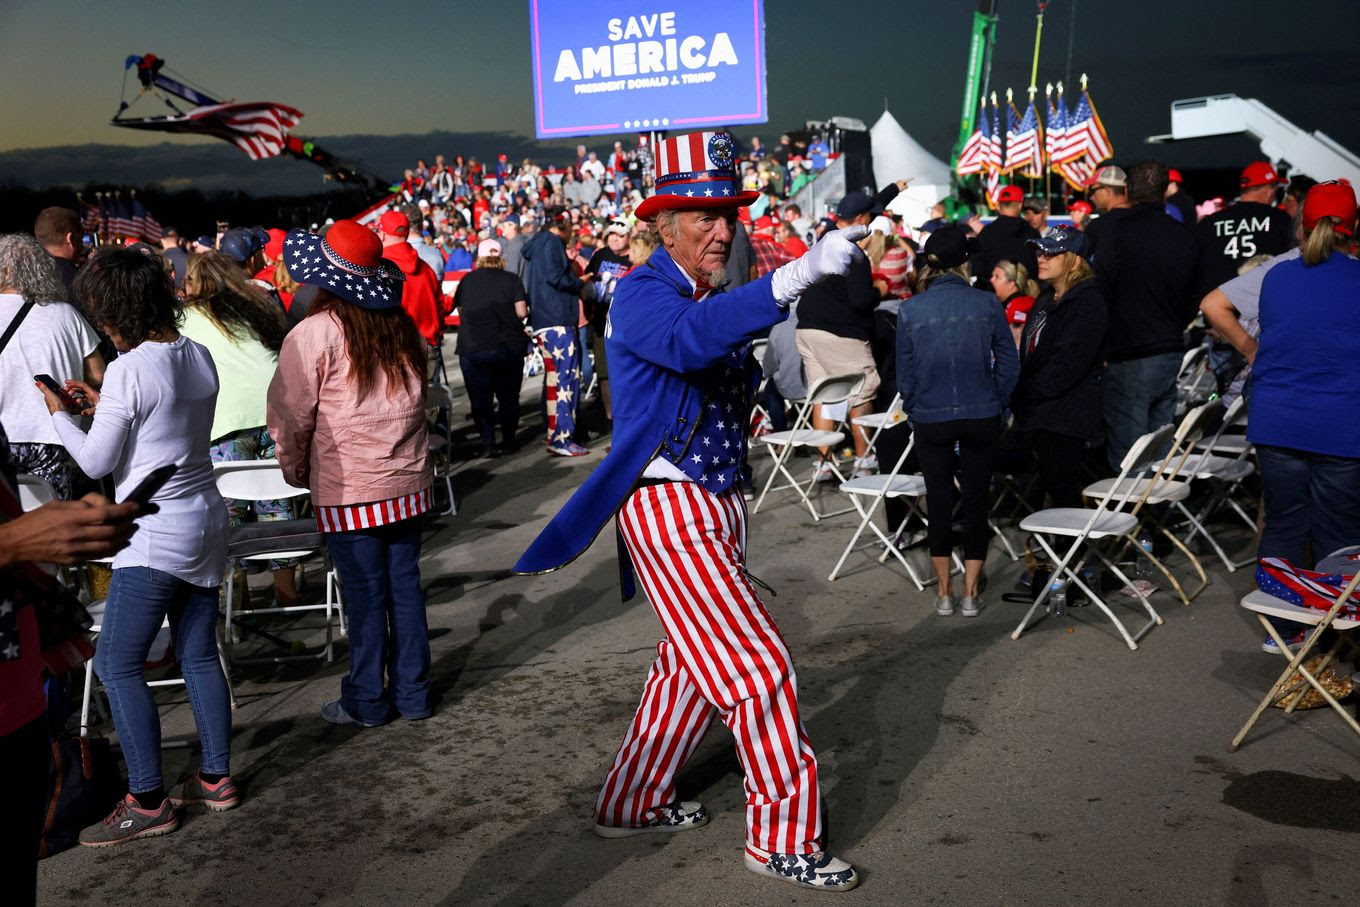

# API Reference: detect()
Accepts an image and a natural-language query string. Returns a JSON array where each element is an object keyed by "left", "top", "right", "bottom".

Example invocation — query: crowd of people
[{"left": 2, "top": 124, "right": 1358, "bottom": 900}]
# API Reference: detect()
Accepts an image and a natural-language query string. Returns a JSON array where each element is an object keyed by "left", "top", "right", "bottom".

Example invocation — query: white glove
[{"left": 770, "top": 225, "right": 871, "bottom": 305}]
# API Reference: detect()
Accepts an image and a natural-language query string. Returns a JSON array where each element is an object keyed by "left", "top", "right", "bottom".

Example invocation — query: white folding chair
[
  {"left": 749, "top": 339, "right": 773, "bottom": 434},
  {"left": 1080, "top": 400, "right": 1221, "bottom": 606},
  {"left": 1229, "top": 573, "right": 1360, "bottom": 752},
  {"left": 1012, "top": 424, "right": 1178, "bottom": 650},
  {"left": 826, "top": 433, "right": 962, "bottom": 589},
  {"left": 15, "top": 473, "right": 57, "bottom": 510},
  {"left": 213, "top": 461, "right": 342, "bottom": 663},
  {"left": 427, "top": 383, "right": 458, "bottom": 516},
  {"left": 753, "top": 372, "right": 865, "bottom": 521},
  {"left": 849, "top": 392, "right": 903, "bottom": 469},
  {"left": 1177, "top": 396, "right": 1258, "bottom": 571},
  {"left": 1174, "top": 344, "right": 1215, "bottom": 415}
]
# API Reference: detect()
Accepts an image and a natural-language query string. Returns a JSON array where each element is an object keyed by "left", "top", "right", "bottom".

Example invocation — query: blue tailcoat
[{"left": 512, "top": 246, "right": 787, "bottom": 598}]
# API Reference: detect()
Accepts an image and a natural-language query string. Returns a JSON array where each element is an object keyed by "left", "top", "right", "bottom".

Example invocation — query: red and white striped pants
[{"left": 596, "top": 481, "right": 823, "bottom": 854}]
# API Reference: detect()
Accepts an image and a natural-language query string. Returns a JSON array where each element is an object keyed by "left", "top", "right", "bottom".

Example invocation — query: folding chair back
[
  {"left": 426, "top": 383, "right": 457, "bottom": 515},
  {"left": 15, "top": 473, "right": 57, "bottom": 510},
  {"left": 753, "top": 372, "right": 864, "bottom": 520},
  {"left": 211, "top": 461, "right": 342, "bottom": 664}
]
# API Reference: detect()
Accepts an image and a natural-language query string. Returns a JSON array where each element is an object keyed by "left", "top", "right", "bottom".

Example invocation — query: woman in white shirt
[
  {"left": 37, "top": 247, "right": 235, "bottom": 847},
  {"left": 179, "top": 251, "right": 298, "bottom": 606},
  {"left": 0, "top": 234, "right": 104, "bottom": 498}
]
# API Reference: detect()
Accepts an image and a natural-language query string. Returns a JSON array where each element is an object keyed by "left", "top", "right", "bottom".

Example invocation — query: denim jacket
[{"left": 895, "top": 274, "right": 1019, "bottom": 423}]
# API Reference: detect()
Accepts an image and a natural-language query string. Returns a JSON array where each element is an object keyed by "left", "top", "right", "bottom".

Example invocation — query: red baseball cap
[
  {"left": 996, "top": 185, "right": 1024, "bottom": 204},
  {"left": 378, "top": 210, "right": 410, "bottom": 237},
  {"left": 264, "top": 227, "right": 287, "bottom": 260},
  {"left": 1302, "top": 179, "right": 1357, "bottom": 237},
  {"left": 1068, "top": 200, "right": 1093, "bottom": 216},
  {"left": 1167, "top": 168, "right": 1184, "bottom": 184},
  {"left": 755, "top": 215, "right": 779, "bottom": 231},
  {"left": 1240, "top": 161, "right": 1286, "bottom": 189}
]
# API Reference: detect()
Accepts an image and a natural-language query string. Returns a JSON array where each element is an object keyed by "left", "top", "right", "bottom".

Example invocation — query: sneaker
[
  {"left": 79, "top": 794, "right": 179, "bottom": 847},
  {"left": 172, "top": 771, "right": 241, "bottom": 811},
  {"left": 547, "top": 442, "right": 590, "bottom": 457},
  {"left": 935, "top": 595, "right": 955, "bottom": 616},
  {"left": 593, "top": 801, "right": 710, "bottom": 838},
  {"left": 811, "top": 461, "right": 837, "bottom": 484},
  {"left": 851, "top": 455, "right": 878, "bottom": 479},
  {"left": 1261, "top": 631, "right": 1308, "bottom": 655},
  {"left": 320, "top": 699, "right": 388, "bottom": 728},
  {"left": 961, "top": 595, "right": 984, "bottom": 618},
  {"left": 744, "top": 845, "right": 860, "bottom": 891}
]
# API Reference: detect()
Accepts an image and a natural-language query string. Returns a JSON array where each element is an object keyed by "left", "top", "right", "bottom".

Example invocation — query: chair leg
[
  {"left": 214, "top": 629, "right": 237, "bottom": 711},
  {"left": 753, "top": 443, "right": 791, "bottom": 513},
  {"left": 80, "top": 659, "right": 96, "bottom": 736},
  {"left": 827, "top": 495, "right": 879, "bottom": 582}
]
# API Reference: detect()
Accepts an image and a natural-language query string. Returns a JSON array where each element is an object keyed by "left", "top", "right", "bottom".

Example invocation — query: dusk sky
[{"left": 2, "top": 0, "right": 1358, "bottom": 191}]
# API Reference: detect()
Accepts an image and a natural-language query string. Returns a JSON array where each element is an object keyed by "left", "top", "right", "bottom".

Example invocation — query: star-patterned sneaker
[
  {"left": 593, "top": 801, "right": 711, "bottom": 838},
  {"left": 547, "top": 442, "right": 590, "bottom": 457},
  {"left": 744, "top": 845, "right": 860, "bottom": 891}
]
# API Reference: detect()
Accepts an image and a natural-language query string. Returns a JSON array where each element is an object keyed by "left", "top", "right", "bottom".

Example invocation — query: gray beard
[{"left": 699, "top": 265, "right": 727, "bottom": 287}]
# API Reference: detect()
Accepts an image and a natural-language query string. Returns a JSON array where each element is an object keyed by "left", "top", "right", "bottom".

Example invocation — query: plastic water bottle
[
  {"left": 1050, "top": 578, "right": 1068, "bottom": 616},
  {"left": 1134, "top": 532, "right": 1154, "bottom": 580}
]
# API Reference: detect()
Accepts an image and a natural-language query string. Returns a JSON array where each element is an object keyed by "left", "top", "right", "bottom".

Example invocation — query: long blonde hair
[
  {"left": 1302, "top": 217, "right": 1351, "bottom": 266},
  {"left": 1050, "top": 253, "right": 1094, "bottom": 299}
]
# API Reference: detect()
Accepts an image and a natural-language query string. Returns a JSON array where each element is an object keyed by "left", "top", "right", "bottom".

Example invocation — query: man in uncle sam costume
[{"left": 515, "top": 130, "right": 868, "bottom": 892}]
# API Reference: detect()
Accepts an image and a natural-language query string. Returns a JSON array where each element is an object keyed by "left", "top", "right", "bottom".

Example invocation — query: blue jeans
[
  {"left": 1257, "top": 445, "right": 1360, "bottom": 567},
  {"left": 95, "top": 567, "right": 230, "bottom": 793},
  {"left": 327, "top": 520, "right": 431, "bottom": 722},
  {"left": 578, "top": 325, "right": 595, "bottom": 392},
  {"left": 1102, "top": 352, "right": 1181, "bottom": 469}
]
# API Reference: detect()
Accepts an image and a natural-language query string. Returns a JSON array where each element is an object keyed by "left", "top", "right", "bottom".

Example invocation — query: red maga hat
[
  {"left": 1240, "top": 161, "right": 1286, "bottom": 189},
  {"left": 996, "top": 185, "right": 1024, "bottom": 204},
  {"left": 635, "top": 131, "right": 759, "bottom": 221},
  {"left": 378, "top": 210, "right": 410, "bottom": 237},
  {"left": 1303, "top": 179, "right": 1357, "bottom": 237}
]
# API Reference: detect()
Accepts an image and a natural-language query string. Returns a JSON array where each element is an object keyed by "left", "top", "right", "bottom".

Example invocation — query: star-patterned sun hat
[
  {"left": 634, "top": 130, "right": 761, "bottom": 222},
  {"left": 283, "top": 220, "right": 404, "bottom": 310}
]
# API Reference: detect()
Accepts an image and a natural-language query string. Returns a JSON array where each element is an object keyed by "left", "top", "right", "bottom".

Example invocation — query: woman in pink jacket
[{"left": 267, "top": 220, "right": 433, "bottom": 726}]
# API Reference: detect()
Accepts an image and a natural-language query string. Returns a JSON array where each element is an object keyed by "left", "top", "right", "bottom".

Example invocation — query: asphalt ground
[{"left": 38, "top": 351, "right": 1360, "bottom": 906}]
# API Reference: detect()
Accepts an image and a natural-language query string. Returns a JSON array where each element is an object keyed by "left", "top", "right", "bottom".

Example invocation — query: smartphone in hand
[
  {"left": 120, "top": 464, "right": 178, "bottom": 506},
  {"left": 34, "top": 374, "right": 82, "bottom": 413}
]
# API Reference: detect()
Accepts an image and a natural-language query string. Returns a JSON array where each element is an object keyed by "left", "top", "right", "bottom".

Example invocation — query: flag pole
[{"left": 1030, "top": 3, "right": 1048, "bottom": 207}]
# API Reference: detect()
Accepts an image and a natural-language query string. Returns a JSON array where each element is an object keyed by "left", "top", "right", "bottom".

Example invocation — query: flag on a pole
[
  {"left": 1005, "top": 94, "right": 1043, "bottom": 179},
  {"left": 984, "top": 95, "right": 1003, "bottom": 208},
  {"left": 1056, "top": 77, "right": 1112, "bottom": 165},
  {"left": 78, "top": 196, "right": 101, "bottom": 235},
  {"left": 955, "top": 96, "right": 988, "bottom": 176},
  {"left": 129, "top": 101, "right": 304, "bottom": 160},
  {"left": 130, "top": 197, "right": 162, "bottom": 243},
  {"left": 1044, "top": 83, "right": 1066, "bottom": 165},
  {"left": 108, "top": 197, "right": 137, "bottom": 240}
]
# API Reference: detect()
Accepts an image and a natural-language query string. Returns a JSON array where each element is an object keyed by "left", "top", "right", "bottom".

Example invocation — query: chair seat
[
  {"left": 760, "top": 429, "right": 845, "bottom": 448},
  {"left": 839, "top": 473, "right": 926, "bottom": 497},
  {"left": 1021, "top": 507, "right": 1139, "bottom": 538},
  {"left": 1240, "top": 590, "right": 1360, "bottom": 630},
  {"left": 1182, "top": 453, "right": 1254, "bottom": 482},
  {"left": 1083, "top": 476, "right": 1192, "bottom": 504},
  {"left": 228, "top": 519, "right": 323, "bottom": 560},
  {"left": 851, "top": 411, "right": 904, "bottom": 430},
  {"left": 1194, "top": 435, "right": 1251, "bottom": 456}
]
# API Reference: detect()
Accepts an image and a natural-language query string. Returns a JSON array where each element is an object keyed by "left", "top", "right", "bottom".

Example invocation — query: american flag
[
  {"left": 177, "top": 101, "right": 303, "bottom": 160},
  {"left": 1056, "top": 81, "right": 1112, "bottom": 166},
  {"left": 955, "top": 97, "right": 987, "bottom": 176},
  {"left": 984, "top": 97, "right": 1003, "bottom": 208},
  {"left": 1005, "top": 97, "right": 1043, "bottom": 179},
  {"left": 79, "top": 197, "right": 101, "bottom": 234},
  {"left": 1257, "top": 557, "right": 1360, "bottom": 620},
  {"left": 107, "top": 197, "right": 138, "bottom": 239},
  {"left": 130, "top": 197, "right": 162, "bottom": 243}
]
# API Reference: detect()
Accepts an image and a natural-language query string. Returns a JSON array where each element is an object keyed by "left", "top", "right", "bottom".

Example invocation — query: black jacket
[
  {"left": 1012, "top": 277, "right": 1108, "bottom": 441},
  {"left": 1088, "top": 203, "right": 1199, "bottom": 362},
  {"left": 970, "top": 214, "right": 1039, "bottom": 292},
  {"left": 795, "top": 182, "right": 901, "bottom": 342}
]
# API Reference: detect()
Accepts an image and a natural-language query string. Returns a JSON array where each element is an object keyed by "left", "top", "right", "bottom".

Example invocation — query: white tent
[{"left": 870, "top": 109, "right": 952, "bottom": 229}]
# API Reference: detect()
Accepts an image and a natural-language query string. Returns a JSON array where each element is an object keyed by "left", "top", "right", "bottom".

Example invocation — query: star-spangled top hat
[
  {"left": 283, "top": 220, "right": 404, "bottom": 310},
  {"left": 635, "top": 130, "right": 760, "bottom": 221}
]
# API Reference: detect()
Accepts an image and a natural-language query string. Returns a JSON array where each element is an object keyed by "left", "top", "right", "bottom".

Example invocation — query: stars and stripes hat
[
  {"left": 635, "top": 130, "right": 760, "bottom": 221},
  {"left": 283, "top": 220, "right": 403, "bottom": 310}
]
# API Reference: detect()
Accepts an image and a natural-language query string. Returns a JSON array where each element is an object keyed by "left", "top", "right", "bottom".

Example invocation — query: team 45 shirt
[{"left": 1196, "top": 200, "right": 1293, "bottom": 294}]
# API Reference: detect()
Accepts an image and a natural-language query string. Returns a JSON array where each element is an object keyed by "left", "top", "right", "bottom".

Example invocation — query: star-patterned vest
[{"left": 659, "top": 346, "right": 758, "bottom": 494}]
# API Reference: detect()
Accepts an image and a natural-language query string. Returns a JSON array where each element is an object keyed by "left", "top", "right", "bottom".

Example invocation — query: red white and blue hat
[
  {"left": 283, "top": 219, "right": 404, "bottom": 310},
  {"left": 635, "top": 130, "right": 760, "bottom": 221}
]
